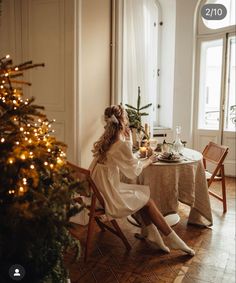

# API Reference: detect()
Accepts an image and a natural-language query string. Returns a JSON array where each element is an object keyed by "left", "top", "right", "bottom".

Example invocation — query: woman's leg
[
  {"left": 139, "top": 199, "right": 171, "bottom": 236},
  {"left": 139, "top": 199, "right": 195, "bottom": 255}
]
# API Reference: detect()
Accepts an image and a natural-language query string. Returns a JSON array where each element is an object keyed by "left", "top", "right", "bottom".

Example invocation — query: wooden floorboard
[{"left": 65, "top": 177, "right": 236, "bottom": 283}]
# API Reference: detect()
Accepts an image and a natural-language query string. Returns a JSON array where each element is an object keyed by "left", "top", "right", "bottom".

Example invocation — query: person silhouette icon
[
  {"left": 9, "top": 264, "right": 25, "bottom": 280},
  {"left": 13, "top": 269, "right": 21, "bottom": 277}
]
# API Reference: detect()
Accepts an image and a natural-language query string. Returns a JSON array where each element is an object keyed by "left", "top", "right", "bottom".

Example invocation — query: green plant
[
  {"left": 0, "top": 55, "right": 86, "bottom": 283},
  {"left": 125, "top": 86, "right": 152, "bottom": 138}
]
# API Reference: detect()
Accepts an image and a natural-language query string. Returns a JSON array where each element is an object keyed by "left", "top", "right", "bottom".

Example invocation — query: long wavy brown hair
[{"left": 92, "top": 105, "right": 128, "bottom": 163}]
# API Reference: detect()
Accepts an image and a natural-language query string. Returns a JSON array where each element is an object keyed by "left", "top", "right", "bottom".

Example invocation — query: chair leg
[
  {"left": 95, "top": 217, "right": 106, "bottom": 232},
  {"left": 85, "top": 195, "right": 97, "bottom": 262},
  {"left": 110, "top": 219, "right": 131, "bottom": 250},
  {"left": 85, "top": 215, "right": 95, "bottom": 262},
  {"left": 221, "top": 166, "right": 227, "bottom": 213}
]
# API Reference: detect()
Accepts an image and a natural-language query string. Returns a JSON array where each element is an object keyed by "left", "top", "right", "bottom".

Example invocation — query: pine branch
[
  {"left": 125, "top": 104, "right": 137, "bottom": 111},
  {"left": 139, "top": 103, "right": 152, "bottom": 110}
]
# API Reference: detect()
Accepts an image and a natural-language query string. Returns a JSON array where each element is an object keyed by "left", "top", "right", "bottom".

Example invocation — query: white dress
[{"left": 89, "top": 137, "right": 151, "bottom": 218}]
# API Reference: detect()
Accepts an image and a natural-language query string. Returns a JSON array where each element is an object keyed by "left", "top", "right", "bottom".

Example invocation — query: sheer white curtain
[{"left": 122, "top": 0, "right": 158, "bottom": 133}]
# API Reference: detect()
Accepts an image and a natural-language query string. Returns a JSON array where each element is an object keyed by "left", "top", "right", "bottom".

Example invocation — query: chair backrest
[
  {"left": 67, "top": 162, "right": 105, "bottom": 208},
  {"left": 202, "top": 142, "right": 229, "bottom": 165}
]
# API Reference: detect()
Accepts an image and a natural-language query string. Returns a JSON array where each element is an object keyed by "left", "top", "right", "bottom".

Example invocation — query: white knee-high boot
[{"left": 166, "top": 230, "right": 195, "bottom": 256}]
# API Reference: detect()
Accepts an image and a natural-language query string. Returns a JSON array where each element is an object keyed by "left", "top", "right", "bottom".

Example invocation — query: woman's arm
[{"left": 111, "top": 141, "right": 156, "bottom": 179}]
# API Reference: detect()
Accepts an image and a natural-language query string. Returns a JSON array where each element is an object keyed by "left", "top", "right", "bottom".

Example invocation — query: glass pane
[
  {"left": 224, "top": 36, "right": 236, "bottom": 131},
  {"left": 203, "top": 0, "right": 236, "bottom": 30},
  {"left": 198, "top": 39, "right": 223, "bottom": 130}
]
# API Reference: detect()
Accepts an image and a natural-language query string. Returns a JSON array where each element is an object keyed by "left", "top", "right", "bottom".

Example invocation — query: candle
[
  {"left": 144, "top": 123, "right": 149, "bottom": 136},
  {"left": 139, "top": 147, "right": 147, "bottom": 158}
]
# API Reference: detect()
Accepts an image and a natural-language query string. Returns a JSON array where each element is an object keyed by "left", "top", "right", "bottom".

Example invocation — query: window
[
  {"left": 224, "top": 36, "right": 236, "bottom": 131},
  {"left": 196, "top": 0, "right": 236, "bottom": 133},
  {"left": 122, "top": 0, "right": 160, "bottom": 127},
  {"left": 198, "top": 39, "right": 223, "bottom": 129},
  {"left": 203, "top": 0, "right": 236, "bottom": 30}
]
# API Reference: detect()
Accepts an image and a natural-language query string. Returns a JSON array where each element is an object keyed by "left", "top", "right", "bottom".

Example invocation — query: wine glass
[{"left": 149, "top": 139, "right": 158, "bottom": 151}]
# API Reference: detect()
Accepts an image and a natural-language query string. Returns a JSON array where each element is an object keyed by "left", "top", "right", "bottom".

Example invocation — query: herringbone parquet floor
[{"left": 65, "top": 177, "right": 236, "bottom": 283}]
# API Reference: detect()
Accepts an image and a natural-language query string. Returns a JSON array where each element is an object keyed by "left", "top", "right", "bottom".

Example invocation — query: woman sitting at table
[{"left": 89, "top": 105, "right": 195, "bottom": 256}]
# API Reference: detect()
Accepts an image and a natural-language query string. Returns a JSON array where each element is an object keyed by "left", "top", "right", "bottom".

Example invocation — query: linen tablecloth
[{"left": 123, "top": 148, "right": 213, "bottom": 226}]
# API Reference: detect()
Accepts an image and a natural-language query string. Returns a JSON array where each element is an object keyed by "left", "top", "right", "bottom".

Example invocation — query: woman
[{"left": 89, "top": 105, "right": 195, "bottom": 255}]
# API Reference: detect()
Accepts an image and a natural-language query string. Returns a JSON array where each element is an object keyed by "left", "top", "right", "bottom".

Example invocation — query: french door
[{"left": 194, "top": 32, "right": 236, "bottom": 176}]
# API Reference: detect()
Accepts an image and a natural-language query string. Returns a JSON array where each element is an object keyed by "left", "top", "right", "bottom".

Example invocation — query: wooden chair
[
  {"left": 202, "top": 142, "right": 229, "bottom": 213},
  {"left": 67, "top": 162, "right": 131, "bottom": 262}
]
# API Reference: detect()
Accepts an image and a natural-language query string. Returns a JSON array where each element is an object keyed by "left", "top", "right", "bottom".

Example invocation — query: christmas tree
[{"left": 0, "top": 55, "right": 85, "bottom": 282}]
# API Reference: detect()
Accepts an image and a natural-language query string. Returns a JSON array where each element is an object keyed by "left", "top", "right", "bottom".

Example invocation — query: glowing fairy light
[
  {"left": 30, "top": 165, "right": 35, "bottom": 169},
  {"left": 1, "top": 138, "right": 5, "bottom": 143},
  {"left": 44, "top": 161, "right": 48, "bottom": 166},
  {"left": 20, "top": 127, "right": 24, "bottom": 131},
  {"left": 6, "top": 54, "right": 10, "bottom": 59},
  {"left": 20, "top": 154, "right": 26, "bottom": 160},
  {"left": 19, "top": 187, "right": 24, "bottom": 193},
  {"left": 15, "top": 141, "right": 19, "bottom": 145},
  {"left": 57, "top": 157, "right": 63, "bottom": 164},
  {"left": 15, "top": 67, "right": 19, "bottom": 71},
  {"left": 50, "top": 164, "right": 54, "bottom": 169}
]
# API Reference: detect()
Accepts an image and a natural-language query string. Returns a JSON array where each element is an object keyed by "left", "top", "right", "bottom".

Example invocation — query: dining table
[{"left": 124, "top": 147, "right": 213, "bottom": 227}]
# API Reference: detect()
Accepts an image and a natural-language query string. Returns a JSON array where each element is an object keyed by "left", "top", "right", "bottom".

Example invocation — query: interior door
[
  {"left": 20, "top": 0, "right": 75, "bottom": 162},
  {"left": 194, "top": 33, "right": 236, "bottom": 176}
]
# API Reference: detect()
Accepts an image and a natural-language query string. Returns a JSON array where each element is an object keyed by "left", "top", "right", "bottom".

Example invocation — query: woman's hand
[{"left": 148, "top": 154, "right": 158, "bottom": 163}]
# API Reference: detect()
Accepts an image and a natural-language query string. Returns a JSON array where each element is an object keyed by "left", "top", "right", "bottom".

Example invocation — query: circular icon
[{"left": 9, "top": 264, "right": 25, "bottom": 281}]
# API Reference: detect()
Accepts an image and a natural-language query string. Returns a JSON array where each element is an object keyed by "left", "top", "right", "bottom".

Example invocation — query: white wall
[
  {"left": 0, "top": 0, "right": 111, "bottom": 168},
  {"left": 173, "top": 0, "right": 198, "bottom": 145},
  {"left": 79, "top": 0, "right": 111, "bottom": 168}
]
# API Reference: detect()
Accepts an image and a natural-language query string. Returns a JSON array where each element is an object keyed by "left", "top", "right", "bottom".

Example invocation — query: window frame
[{"left": 194, "top": 0, "right": 236, "bottom": 139}]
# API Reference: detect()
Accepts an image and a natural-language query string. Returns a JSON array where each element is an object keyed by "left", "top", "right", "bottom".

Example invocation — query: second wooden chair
[{"left": 202, "top": 142, "right": 229, "bottom": 213}]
